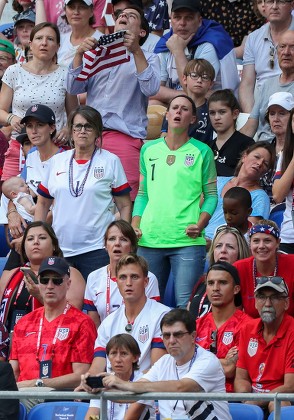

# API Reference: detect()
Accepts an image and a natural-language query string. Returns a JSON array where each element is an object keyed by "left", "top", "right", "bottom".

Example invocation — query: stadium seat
[
  {"left": 268, "top": 406, "right": 294, "bottom": 419},
  {"left": 27, "top": 401, "right": 89, "bottom": 419},
  {"left": 269, "top": 202, "right": 286, "bottom": 230},
  {"left": 229, "top": 403, "right": 264, "bottom": 420},
  {"left": 0, "top": 257, "right": 7, "bottom": 276},
  {"left": 19, "top": 402, "right": 27, "bottom": 420}
]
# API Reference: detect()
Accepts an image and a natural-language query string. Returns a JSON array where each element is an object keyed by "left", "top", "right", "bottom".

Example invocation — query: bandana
[{"left": 249, "top": 224, "right": 280, "bottom": 239}]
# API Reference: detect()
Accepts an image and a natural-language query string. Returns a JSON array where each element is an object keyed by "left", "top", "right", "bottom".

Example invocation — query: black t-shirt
[{"left": 213, "top": 130, "right": 255, "bottom": 176}]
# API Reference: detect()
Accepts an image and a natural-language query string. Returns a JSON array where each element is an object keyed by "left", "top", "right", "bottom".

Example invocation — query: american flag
[{"left": 76, "top": 31, "right": 130, "bottom": 81}]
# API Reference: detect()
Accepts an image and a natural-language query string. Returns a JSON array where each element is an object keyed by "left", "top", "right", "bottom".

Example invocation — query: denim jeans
[
  {"left": 65, "top": 248, "right": 109, "bottom": 281},
  {"left": 138, "top": 245, "right": 206, "bottom": 308}
]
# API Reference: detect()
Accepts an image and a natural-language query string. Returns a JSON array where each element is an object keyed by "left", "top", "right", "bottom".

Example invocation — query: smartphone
[
  {"left": 86, "top": 376, "right": 104, "bottom": 389},
  {"left": 20, "top": 267, "right": 39, "bottom": 284}
]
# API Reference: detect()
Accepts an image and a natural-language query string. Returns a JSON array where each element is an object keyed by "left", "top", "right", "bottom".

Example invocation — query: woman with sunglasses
[
  {"left": 35, "top": 105, "right": 132, "bottom": 280},
  {"left": 234, "top": 219, "right": 294, "bottom": 318},
  {"left": 83, "top": 220, "right": 159, "bottom": 328},
  {"left": 0, "top": 221, "right": 85, "bottom": 338},
  {"left": 188, "top": 225, "right": 250, "bottom": 319}
]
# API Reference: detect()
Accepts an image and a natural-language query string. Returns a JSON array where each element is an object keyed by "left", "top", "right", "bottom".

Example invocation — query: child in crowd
[
  {"left": 13, "top": 8, "right": 35, "bottom": 63},
  {"left": 2, "top": 176, "right": 35, "bottom": 224},
  {"left": 223, "top": 186, "right": 253, "bottom": 236},
  {"left": 161, "top": 59, "right": 215, "bottom": 147},
  {"left": 208, "top": 89, "right": 255, "bottom": 176}
]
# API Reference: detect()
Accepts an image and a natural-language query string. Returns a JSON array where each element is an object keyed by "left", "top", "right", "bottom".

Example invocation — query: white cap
[
  {"left": 65, "top": 0, "right": 93, "bottom": 5},
  {"left": 267, "top": 91, "right": 294, "bottom": 111}
]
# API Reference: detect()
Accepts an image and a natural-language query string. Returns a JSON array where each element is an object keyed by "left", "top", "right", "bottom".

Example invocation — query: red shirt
[
  {"left": 196, "top": 309, "right": 251, "bottom": 392},
  {"left": 10, "top": 306, "right": 97, "bottom": 381},
  {"left": 237, "top": 314, "right": 294, "bottom": 392},
  {"left": 234, "top": 254, "right": 294, "bottom": 318}
]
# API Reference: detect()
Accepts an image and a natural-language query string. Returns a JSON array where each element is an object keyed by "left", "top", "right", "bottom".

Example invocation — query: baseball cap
[
  {"left": 171, "top": 0, "right": 202, "bottom": 13},
  {"left": 21, "top": 104, "right": 56, "bottom": 125},
  {"left": 65, "top": 0, "right": 93, "bottom": 5},
  {"left": 0, "top": 39, "right": 15, "bottom": 57},
  {"left": 39, "top": 257, "right": 70, "bottom": 277},
  {"left": 15, "top": 127, "right": 30, "bottom": 146},
  {"left": 254, "top": 276, "right": 289, "bottom": 295},
  {"left": 267, "top": 92, "right": 294, "bottom": 111},
  {"left": 13, "top": 9, "right": 36, "bottom": 25},
  {"left": 207, "top": 261, "right": 240, "bottom": 285}
]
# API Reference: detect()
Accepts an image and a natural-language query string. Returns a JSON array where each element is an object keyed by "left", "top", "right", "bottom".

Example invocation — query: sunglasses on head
[
  {"left": 210, "top": 330, "right": 217, "bottom": 354},
  {"left": 39, "top": 276, "right": 64, "bottom": 286},
  {"left": 256, "top": 276, "right": 289, "bottom": 293},
  {"left": 215, "top": 225, "right": 241, "bottom": 235}
]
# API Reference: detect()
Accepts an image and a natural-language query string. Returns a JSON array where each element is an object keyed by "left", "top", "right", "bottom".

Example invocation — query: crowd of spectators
[{"left": 1, "top": 0, "right": 294, "bottom": 418}]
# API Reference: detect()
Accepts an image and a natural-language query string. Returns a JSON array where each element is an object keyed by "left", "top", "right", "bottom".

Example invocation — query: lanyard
[
  {"left": 172, "top": 347, "right": 197, "bottom": 414},
  {"left": 109, "top": 371, "right": 134, "bottom": 420},
  {"left": 36, "top": 303, "right": 70, "bottom": 362}
]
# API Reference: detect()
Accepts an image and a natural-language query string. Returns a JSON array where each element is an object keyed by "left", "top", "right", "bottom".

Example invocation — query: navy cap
[
  {"left": 171, "top": 0, "right": 201, "bottom": 13},
  {"left": 21, "top": 104, "right": 56, "bottom": 125},
  {"left": 39, "top": 257, "right": 70, "bottom": 277}
]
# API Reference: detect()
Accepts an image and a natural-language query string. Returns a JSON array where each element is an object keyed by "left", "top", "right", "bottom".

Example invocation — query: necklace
[
  {"left": 68, "top": 148, "right": 97, "bottom": 197},
  {"left": 252, "top": 254, "right": 278, "bottom": 289}
]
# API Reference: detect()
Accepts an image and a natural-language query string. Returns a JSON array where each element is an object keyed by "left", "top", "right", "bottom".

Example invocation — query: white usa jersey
[{"left": 38, "top": 149, "right": 130, "bottom": 257}]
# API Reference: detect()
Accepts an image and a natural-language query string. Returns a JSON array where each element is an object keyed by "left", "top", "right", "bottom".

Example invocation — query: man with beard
[{"left": 235, "top": 276, "right": 294, "bottom": 414}]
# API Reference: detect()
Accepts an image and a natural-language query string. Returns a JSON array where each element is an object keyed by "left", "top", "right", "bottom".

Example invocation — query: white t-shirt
[
  {"left": 94, "top": 298, "right": 170, "bottom": 372},
  {"left": 276, "top": 152, "right": 293, "bottom": 244},
  {"left": 38, "top": 149, "right": 130, "bottom": 257},
  {"left": 84, "top": 265, "right": 160, "bottom": 322},
  {"left": 2, "top": 63, "right": 68, "bottom": 136},
  {"left": 58, "top": 29, "right": 103, "bottom": 67},
  {"left": 143, "top": 346, "right": 232, "bottom": 420}
]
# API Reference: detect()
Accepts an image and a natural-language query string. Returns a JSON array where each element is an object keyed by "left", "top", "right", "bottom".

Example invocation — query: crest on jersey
[
  {"left": 138, "top": 325, "right": 149, "bottom": 343},
  {"left": 184, "top": 154, "right": 195, "bottom": 167},
  {"left": 248, "top": 338, "right": 258, "bottom": 357},
  {"left": 94, "top": 167, "right": 104, "bottom": 179},
  {"left": 222, "top": 331, "right": 233, "bottom": 346},
  {"left": 57, "top": 328, "right": 69, "bottom": 341}
]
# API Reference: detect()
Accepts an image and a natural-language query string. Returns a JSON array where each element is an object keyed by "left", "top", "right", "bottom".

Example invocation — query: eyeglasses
[
  {"left": 265, "top": 0, "right": 292, "bottom": 4},
  {"left": 256, "top": 276, "right": 289, "bottom": 294},
  {"left": 269, "top": 46, "right": 275, "bottom": 70},
  {"left": 215, "top": 225, "right": 241, "bottom": 235},
  {"left": 72, "top": 123, "right": 94, "bottom": 132},
  {"left": 39, "top": 276, "right": 64, "bottom": 286},
  {"left": 187, "top": 72, "right": 211, "bottom": 82},
  {"left": 161, "top": 331, "right": 190, "bottom": 340},
  {"left": 210, "top": 330, "right": 217, "bottom": 354},
  {"left": 255, "top": 294, "right": 287, "bottom": 303}
]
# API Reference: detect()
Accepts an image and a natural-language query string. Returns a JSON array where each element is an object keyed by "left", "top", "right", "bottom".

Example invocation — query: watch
[{"left": 35, "top": 379, "right": 44, "bottom": 387}]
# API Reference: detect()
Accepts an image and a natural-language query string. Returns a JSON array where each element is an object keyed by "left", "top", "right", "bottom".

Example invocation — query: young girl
[
  {"left": 272, "top": 108, "right": 294, "bottom": 254},
  {"left": 208, "top": 89, "right": 255, "bottom": 177}
]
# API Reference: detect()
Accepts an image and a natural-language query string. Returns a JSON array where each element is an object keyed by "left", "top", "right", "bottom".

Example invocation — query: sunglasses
[
  {"left": 210, "top": 330, "right": 217, "bottom": 354},
  {"left": 215, "top": 225, "right": 241, "bottom": 235},
  {"left": 256, "top": 276, "right": 289, "bottom": 294},
  {"left": 39, "top": 276, "right": 64, "bottom": 286},
  {"left": 161, "top": 331, "right": 190, "bottom": 340}
]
